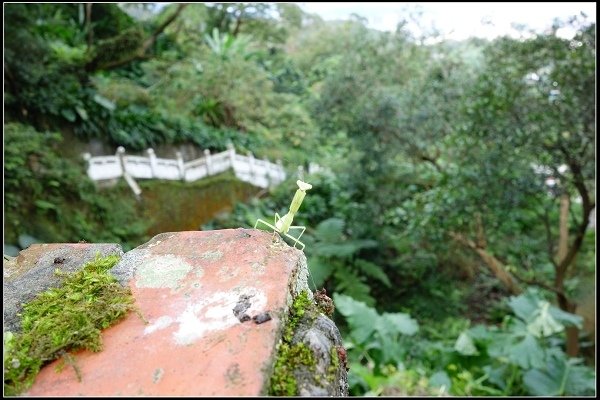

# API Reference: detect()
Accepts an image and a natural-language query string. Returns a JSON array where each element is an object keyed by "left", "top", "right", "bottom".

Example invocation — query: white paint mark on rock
[
  {"left": 172, "top": 287, "right": 268, "bottom": 346},
  {"left": 144, "top": 315, "right": 174, "bottom": 335}
]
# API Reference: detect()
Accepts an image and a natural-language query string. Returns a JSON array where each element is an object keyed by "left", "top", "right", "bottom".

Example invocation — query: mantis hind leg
[{"left": 285, "top": 226, "right": 307, "bottom": 250}]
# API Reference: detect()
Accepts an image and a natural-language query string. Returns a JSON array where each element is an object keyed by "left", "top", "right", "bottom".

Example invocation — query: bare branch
[
  {"left": 86, "top": 4, "right": 188, "bottom": 72},
  {"left": 449, "top": 231, "right": 523, "bottom": 295},
  {"left": 140, "top": 3, "right": 188, "bottom": 53}
]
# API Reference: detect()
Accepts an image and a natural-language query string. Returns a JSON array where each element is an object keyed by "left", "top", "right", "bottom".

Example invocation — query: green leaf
[
  {"left": 454, "top": 331, "right": 479, "bottom": 356},
  {"left": 523, "top": 352, "right": 596, "bottom": 396},
  {"left": 333, "top": 293, "right": 378, "bottom": 344},
  {"left": 429, "top": 371, "right": 452, "bottom": 392},
  {"left": 75, "top": 106, "right": 88, "bottom": 121},
  {"left": 506, "top": 334, "right": 545, "bottom": 369},
  {"left": 93, "top": 94, "right": 116, "bottom": 111},
  {"left": 527, "top": 301, "right": 564, "bottom": 338},
  {"left": 548, "top": 305, "right": 583, "bottom": 329},
  {"left": 314, "top": 218, "right": 345, "bottom": 242},
  {"left": 507, "top": 289, "right": 539, "bottom": 321},
  {"left": 35, "top": 200, "right": 57, "bottom": 210},
  {"left": 61, "top": 108, "right": 76, "bottom": 122},
  {"left": 313, "top": 242, "right": 357, "bottom": 258},
  {"left": 334, "top": 269, "right": 375, "bottom": 307},
  {"left": 378, "top": 312, "right": 419, "bottom": 336},
  {"left": 562, "top": 361, "right": 596, "bottom": 395},
  {"left": 354, "top": 259, "right": 391, "bottom": 287},
  {"left": 377, "top": 333, "right": 408, "bottom": 364},
  {"left": 482, "top": 365, "right": 508, "bottom": 391},
  {"left": 486, "top": 331, "right": 515, "bottom": 358}
]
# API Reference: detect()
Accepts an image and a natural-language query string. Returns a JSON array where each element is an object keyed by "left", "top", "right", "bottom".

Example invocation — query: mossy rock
[
  {"left": 3, "top": 243, "right": 124, "bottom": 333},
  {"left": 268, "top": 290, "right": 348, "bottom": 396},
  {"left": 3, "top": 253, "right": 137, "bottom": 396}
]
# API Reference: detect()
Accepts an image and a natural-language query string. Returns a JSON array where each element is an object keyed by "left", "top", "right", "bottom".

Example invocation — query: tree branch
[
  {"left": 140, "top": 3, "right": 188, "bottom": 54},
  {"left": 449, "top": 231, "right": 523, "bottom": 295},
  {"left": 86, "top": 3, "right": 187, "bottom": 72},
  {"left": 512, "top": 270, "right": 565, "bottom": 297}
]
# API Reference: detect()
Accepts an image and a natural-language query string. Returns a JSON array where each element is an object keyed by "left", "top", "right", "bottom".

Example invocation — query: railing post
[
  {"left": 147, "top": 148, "right": 157, "bottom": 178},
  {"left": 264, "top": 157, "right": 272, "bottom": 187},
  {"left": 116, "top": 146, "right": 126, "bottom": 176},
  {"left": 297, "top": 165, "right": 304, "bottom": 181},
  {"left": 204, "top": 149, "right": 213, "bottom": 175},
  {"left": 276, "top": 160, "right": 284, "bottom": 183},
  {"left": 176, "top": 151, "right": 185, "bottom": 180},
  {"left": 248, "top": 152, "right": 255, "bottom": 180},
  {"left": 227, "top": 141, "right": 236, "bottom": 170},
  {"left": 82, "top": 152, "right": 92, "bottom": 166},
  {"left": 82, "top": 153, "right": 92, "bottom": 178}
]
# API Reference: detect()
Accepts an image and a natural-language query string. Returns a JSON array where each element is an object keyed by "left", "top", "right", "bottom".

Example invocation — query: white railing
[{"left": 83, "top": 144, "right": 287, "bottom": 195}]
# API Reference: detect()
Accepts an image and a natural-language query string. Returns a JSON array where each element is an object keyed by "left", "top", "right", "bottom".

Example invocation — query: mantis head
[{"left": 297, "top": 180, "right": 312, "bottom": 191}]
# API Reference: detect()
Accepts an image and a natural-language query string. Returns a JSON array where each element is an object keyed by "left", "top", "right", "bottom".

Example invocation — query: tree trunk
[
  {"left": 556, "top": 193, "right": 569, "bottom": 264},
  {"left": 86, "top": 3, "right": 94, "bottom": 49},
  {"left": 556, "top": 291, "right": 580, "bottom": 356}
]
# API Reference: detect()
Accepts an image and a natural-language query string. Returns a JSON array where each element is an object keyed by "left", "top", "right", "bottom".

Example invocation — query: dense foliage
[{"left": 4, "top": 3, "right": 595, "bottom": 396}]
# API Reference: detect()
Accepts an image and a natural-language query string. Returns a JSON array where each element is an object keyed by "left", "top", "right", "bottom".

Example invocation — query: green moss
[
  {"left": 3, "top": 254, "right": 136, "bottom": 395},
  {"left": 283, "top": 290, "right": 314, "bottom": 342},
  {"left": 268, "top": 290, "right": 318, "bottom": 396},
  {"left": 269, "top": 342, "right": 316, "bottom": 396},
  {"left": 328, "top": 347, "right": 340, "bottom": 383}
]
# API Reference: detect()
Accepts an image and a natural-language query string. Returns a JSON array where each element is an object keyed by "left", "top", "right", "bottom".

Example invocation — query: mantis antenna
[{"left": 254, "top": 180, "right": 312, "bottom": 251}]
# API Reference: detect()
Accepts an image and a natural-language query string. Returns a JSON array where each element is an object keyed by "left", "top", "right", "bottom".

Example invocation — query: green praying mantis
[{"left": 254, "top": 180, "right": 312, "bottom": 251}]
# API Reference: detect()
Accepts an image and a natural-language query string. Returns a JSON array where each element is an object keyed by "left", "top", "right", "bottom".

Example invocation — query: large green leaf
[
  {"left": 354, "top": 259, "right": 391, "bottom": 287},
  {"left": 507, "top": 289, "right": 539, "bottom": 321},
  {"left": 313, "top": 242, "right": 361, "bottom": 258},
  {"left": 506, "top": 334, "right": 545, "bottom": 369},
  {"left": 334, "top": 269, "right": 375, "bottom": 306},
  {"left": 526, "top": 301, "right": 564, "bottom": 338},
  {"left": 482, "top": 365, "right": 508, "bottom": 391},
  {"left": 523, "top": 352, "right": 596, "bottom": 396},
  {"left": 454, "top": 331, "right": 478, "bottom": 356},
  {"left": 548, "top": 305, "right": 583, "bottom": 329},
  {"left": 314, "top": 217, "right": 345, "bottom": 242},
  {"left": 508, "top": 289, "right": 582, "bottom": 332},
  {"left": 333, "top": 293, "right": 378, "bottom": 344},
  {"left": 378, "top": 312, "right": 419, "bottom": 336},
  {"left": 429, "top": 371, "right": 452, "bottom": 392}
]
